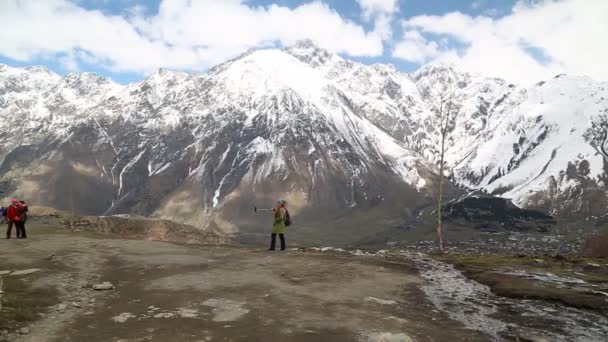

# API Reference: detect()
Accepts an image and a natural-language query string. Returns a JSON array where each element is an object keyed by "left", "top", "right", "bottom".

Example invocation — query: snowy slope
[{"left": 452, "top": 75, "right": 608, "bottom": 215}]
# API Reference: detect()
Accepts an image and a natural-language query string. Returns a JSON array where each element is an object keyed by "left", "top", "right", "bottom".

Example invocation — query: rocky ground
[
  {"left": 1, "top": 214, "right": 607, "bottom": 342},
  {"left": 0, "top": 216, "right": 486, "bottom": 342}
]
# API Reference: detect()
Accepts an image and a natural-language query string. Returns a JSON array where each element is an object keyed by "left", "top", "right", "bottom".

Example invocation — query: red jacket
[{"left": 7, "top": 205, "right": 20, "bottom": 222}]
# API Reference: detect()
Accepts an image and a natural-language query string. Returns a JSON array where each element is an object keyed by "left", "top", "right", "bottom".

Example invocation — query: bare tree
[
  {"left": 583, "top": 108, "right": 608, "bottom": 161},
  {"left": 583, "top": 108, "right": 608, "bottom": 214},
  {"left": 424, "top": 84, "right": 461, "bottom": 252}
]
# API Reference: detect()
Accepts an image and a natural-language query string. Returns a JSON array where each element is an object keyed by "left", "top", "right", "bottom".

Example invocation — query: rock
[
  {"left": 384, "top": 316, "right": 408, "bottom": 324},
  {"left": 92, "top": 282, "right": 114, "bottom": 290},
  {"left": 363, "top": 332, "right": 413, "bottom": 342},
  {"left": 153, "top": 312, "right": 175, "bottom": 318},
  {"left": 365, "top": 297, "right": 398, "bottom": 305},
  {"left": 515, "top": 334, "right": 551, "bottom": 342},
  {"left": 111, "top": 312, "right": 136, "bottom": 323},
  {"left": 56, "top": 303, "right": 68, "bottom": 311},
  {"left": 10, "top": 269, "right": 40, "bottom": 276},
  {"left": 177, "top": 308, "right": 199, "bottom": 318},
  {"left": 534, "top": 259, "right": 545, "bottom": 264},
  {"left": 72, "top": 302, "right": 81, "bottom": 308},
  {"left": 18, "top": 328, "right": 30, "bottom": 335}
]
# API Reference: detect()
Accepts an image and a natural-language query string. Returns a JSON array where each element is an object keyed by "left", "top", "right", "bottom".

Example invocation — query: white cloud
[
  {"left": 58, "top": 52, "right": 80, "bottom": 72},
  {"left": 357, "top": 0, "right": 399, "bottom": 19},
  {"left": 393, "top": 30, "right": 442, "bottom": 63},
  {"left": 394, "top": 0, "right": 608, "bottom": 84},
  {"left": 356, "top": 0, "right": 399, "bottom": 40},
  {"left": 0, "top": 0, "right": 388, "bottom": 74}
]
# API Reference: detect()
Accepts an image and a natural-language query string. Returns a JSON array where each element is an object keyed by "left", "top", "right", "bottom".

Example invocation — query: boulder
[{"left": 92, "top": 282, "right": 114, "bottom": 290}]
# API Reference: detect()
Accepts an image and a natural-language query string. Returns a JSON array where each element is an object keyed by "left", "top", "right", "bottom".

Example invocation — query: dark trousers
[
  {"left": 269, "top": 233, "right": 286, "bottom": 251},
  {"left": 16, "top": 221, "right": 27, "bottom": 238},
  {"left": 6, "top": 221, "right": 15, "bottom": 238}
]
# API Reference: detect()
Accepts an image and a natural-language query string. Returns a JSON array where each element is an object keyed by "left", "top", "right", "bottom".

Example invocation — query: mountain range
[{"left": 1, "top": 40, "right": 607, "bottom": 244}]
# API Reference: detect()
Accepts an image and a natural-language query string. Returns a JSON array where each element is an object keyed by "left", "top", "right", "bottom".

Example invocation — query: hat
[{"left": 277, "top": 199, "right": 287, "bottom": 205}]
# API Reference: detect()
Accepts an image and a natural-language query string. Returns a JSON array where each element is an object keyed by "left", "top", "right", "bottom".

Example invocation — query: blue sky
[{"left": 1, "top": 0, "right": 606, "bottom": 84}]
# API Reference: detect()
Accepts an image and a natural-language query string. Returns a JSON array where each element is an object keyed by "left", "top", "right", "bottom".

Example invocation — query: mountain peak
[
  {"left": 0, "top": 63, "right": 58, "bottom": 77},
  {"left": 289, "top": 39, "right": 319, "bottom": 49},
  {"left": 283, "top": 39, "right": 334, "bottom": 67},
  {"left": 0, "top": 63, "right": 61, "bottom": 93},
  {"left": 145, "top": 68, "right": 189, "bottom": 83},
  {"left": 412, "top": 62, "right": 464, "bottom": 79},
  {"left": 24, "top": 65, "right": 52, "bottom": 73},
  {"left": 65, "top": 71, "right": 106, "bottom": 83}
]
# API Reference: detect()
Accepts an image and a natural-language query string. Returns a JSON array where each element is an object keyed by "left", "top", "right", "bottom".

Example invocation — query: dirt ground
[{"left": 0, "top": 219, "right": 489, "bottom": 342}]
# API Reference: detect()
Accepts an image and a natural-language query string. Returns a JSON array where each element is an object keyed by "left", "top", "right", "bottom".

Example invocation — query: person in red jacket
[
  {"left": 6, "top": 198, "right": 21, "bottom": 239},
  {"left": 16, "top": 200, "right": 28, "bottom": 238}
]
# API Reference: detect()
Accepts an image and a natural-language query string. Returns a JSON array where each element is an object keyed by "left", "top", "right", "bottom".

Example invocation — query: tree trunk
[{"left": 437, "top": 135, "right": 446, "bottom": 252}]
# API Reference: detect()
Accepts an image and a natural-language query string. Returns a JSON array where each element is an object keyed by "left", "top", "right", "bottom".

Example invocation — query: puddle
[{"left": 404, "top": 252, "right": 507, "bottom": 340}]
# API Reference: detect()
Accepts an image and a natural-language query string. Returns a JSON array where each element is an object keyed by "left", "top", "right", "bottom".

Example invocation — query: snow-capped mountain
[
  {"left": 450, "top": 74, "right": 608, "bottom": 216},
  {"left": 1, "top": 40, "right": 607, "bottom": 243},
  {"left": 0, "top": 41, "right": 443, "bottom": 243}
]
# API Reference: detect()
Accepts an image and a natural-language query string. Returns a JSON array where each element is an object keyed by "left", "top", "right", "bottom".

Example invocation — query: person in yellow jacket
[{"left": 269, "top": 199, "right": 288, "bottom": 251}]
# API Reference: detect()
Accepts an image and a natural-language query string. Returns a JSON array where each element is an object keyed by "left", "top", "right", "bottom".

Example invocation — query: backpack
[{"left": 284, "top": 209, "right": 292, "bottom": 227}]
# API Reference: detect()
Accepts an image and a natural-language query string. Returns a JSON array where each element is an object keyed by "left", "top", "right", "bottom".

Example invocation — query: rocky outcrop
[
  {"left": 443, "top": 196, "right": 556, "bottom": 232},
  {"left": 63, "top": 215, "right": 229, "bottom": 245}
]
